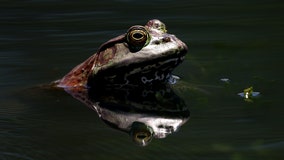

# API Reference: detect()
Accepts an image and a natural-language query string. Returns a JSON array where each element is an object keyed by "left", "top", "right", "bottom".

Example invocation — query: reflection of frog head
[
  {"left": 98, "top": 107, "right": 189, "bottom": 146},
  {"left": 95, "top": 85, "right": 189, "bottom": 146}
]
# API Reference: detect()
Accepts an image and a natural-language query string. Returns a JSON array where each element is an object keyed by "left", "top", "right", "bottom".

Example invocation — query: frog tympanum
[{"left": 55, "top": 19, "right": 188, "bottom": 88}]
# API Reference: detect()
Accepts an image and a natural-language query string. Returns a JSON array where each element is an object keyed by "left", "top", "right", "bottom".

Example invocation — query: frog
[{"left": 55, "top": 19, "right": 188, "bottom": 88}]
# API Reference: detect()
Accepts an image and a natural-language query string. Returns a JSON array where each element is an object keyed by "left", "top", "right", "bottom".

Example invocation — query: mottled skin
[{"left": 56, "top": 19, "right": 188, "bottom": 88}]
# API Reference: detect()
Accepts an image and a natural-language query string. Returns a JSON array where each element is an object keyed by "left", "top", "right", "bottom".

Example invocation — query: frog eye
[{"left": 126, "top": 26, "right": 151, "bottom": 52}]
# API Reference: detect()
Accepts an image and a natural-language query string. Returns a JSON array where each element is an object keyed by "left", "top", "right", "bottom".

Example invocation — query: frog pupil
[
  {"left": 136, "top": 133, "right": 148, "bottom": 139},
  {"left": 133, "top": 32, "right": 143, "bottom": 40}
]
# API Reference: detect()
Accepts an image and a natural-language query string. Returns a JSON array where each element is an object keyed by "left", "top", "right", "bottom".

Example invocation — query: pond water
[{"left": 1, "top": 0, "right": 284, "bottom": 160}]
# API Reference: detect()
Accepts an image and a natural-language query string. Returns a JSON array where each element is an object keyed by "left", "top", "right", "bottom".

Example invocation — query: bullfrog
[{"left": 55, "top": 19, "right": 188, "bottom": 88}]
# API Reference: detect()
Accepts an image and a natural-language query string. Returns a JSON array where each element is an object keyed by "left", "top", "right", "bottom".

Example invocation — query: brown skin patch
[
  {"left": 58, "top": 54, "right": 96, "bottom": 87},
  {"left": 58, "top": 35, "right": 125, "bottom": 88}
]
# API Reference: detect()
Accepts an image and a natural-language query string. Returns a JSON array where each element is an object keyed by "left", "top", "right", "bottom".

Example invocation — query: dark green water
[{"left": 1, "top": 0, "right": 284, "bottom": 159}]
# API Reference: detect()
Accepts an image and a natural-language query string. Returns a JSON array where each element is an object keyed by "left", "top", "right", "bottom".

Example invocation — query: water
[{"left": 1, "top": 0, "right": 284, "bottom": 159}]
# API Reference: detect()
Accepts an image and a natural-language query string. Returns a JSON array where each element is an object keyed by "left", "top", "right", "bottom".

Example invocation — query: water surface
[{"left": 1, "top": 0, "right": 283, "bottom": 160}]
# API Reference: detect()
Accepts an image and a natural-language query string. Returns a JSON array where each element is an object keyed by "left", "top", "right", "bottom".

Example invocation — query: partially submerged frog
[{"left": 55, "top": 19, "right": 188, "bottom": 88}]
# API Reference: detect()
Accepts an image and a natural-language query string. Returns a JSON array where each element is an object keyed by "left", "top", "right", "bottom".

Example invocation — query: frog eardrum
[{"left": 126, "top": 26, "right": 151, "bottom": 52}]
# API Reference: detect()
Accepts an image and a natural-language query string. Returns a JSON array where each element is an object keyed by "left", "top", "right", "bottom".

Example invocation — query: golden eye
[{"left": 126, "top": 26, "right": 151, "bottom": 52}]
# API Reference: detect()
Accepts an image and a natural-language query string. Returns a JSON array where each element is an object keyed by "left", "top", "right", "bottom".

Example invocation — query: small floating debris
[
  {"left": 238, "top": 86, "right": 260, "bottom": 102},
  {"left": 220, "top": 78, "right": 230, "bottom": 84}
]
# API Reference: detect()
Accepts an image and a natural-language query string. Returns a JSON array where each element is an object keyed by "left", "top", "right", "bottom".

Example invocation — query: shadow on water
[{"left": 64, "top": 84, "right": 189, "bottom": 146}]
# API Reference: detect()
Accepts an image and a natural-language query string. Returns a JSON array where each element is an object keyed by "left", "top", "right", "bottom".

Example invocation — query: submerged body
[{"left": 56, "top": 19, "right": 188, "bottom": 88}]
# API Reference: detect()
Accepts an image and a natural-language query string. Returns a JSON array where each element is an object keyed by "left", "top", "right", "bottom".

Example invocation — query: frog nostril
[{"left": 162, "top": 37, "right": 171, "bottom": 42}]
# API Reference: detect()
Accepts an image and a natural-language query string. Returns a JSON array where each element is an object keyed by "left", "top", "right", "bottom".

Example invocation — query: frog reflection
[{"left": 64, "top": 85, "right": 189, "bottom": 146}]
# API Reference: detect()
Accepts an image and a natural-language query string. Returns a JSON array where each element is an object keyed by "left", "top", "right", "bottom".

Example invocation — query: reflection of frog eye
[
  {"left": 130, "top": 122, "right": 153, "bottom": 146},
  {"left": 126, "top": 26, "right": 151, "bottom": 52}
]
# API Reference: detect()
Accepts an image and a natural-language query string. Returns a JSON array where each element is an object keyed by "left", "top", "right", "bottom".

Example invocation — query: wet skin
[{"left": 55, "top": 19, "right": 188, "bottom": 88}]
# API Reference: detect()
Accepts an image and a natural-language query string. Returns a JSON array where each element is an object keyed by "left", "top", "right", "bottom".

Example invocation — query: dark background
[{"left": 1, "top": 0, "right": 283, "bottom": 159}]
